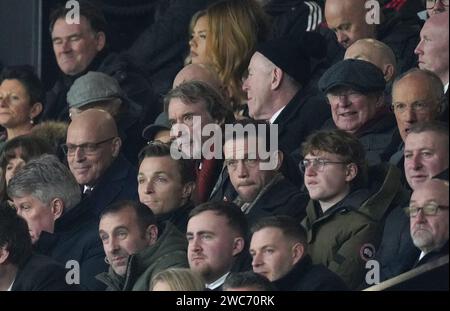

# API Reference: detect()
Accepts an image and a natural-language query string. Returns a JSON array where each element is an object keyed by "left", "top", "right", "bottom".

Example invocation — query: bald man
[
  {"left": 345, "top": 39, "right": 397, "bottom": 83},
  {"left": 66, "top": 109, "right": 138, "bottom": 216},
  {"left": 409, "top": 179, "right": 449, "bottom": 267},
  {"left": 173, "top": 63, "right": 223, "bottom": 90},
  {"left": 325, "top": 0, "right": 420, "bottom": 74},
  {"left": 415, "top": 12, "right": 449, "bottom": 94}
]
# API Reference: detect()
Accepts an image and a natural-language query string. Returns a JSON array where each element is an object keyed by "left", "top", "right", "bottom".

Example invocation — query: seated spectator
[
  {"left": 319, "top": 59, "right": 396, "bottom": 165},
  {"left": 44, "top": 0, "right": 157, "bottom": 124},
  {"left": 223, "top": 271, "right": 275, "bottom": 291},
  {"left": 250, "top": 216, "right": 348, "bottom": 291},
  {"left": 0, "top": 204, "right": 78, "bottom": 291},
  {"left": 387, "top": 69, "right": 445, "bottom": 168},
  {"left": 173, "top": 63, "right": 224, "bottom": 94},
  {"left": 65, "top": 109, "right": 138, "bottom": 217},
  {"left": 243, "top": 35, "right": 330, "bottom": 155},
  {"left": 138, "top": 142, "right": 196, "bottom": 234},
  {"left": 166, "top": 81, "right": 234, "bottom": 204},
  {"left": 324, "top": 0, "right": 420, "bottom": 74},
  {"left": 7, "top": 154, "right": 107, "bottom": 290},
  {"left": 0, "top": 135, "right": 52, "bottom": 203},
  {"left": 150, "top": 268, "right": 205, "bottom": 291},
  {"left": 187, "top": 10, "right": 208, "bottom": 65},
  {"left": 375, "top": 121, "right": 448, "bottom": 281},
  {"left": 97, "top": 200, "right": 188, "bottom": 291},
  {"left": 0, "top": 66, "right": 44, "bottom": 150},
  {"left": 300, "top": 129, "right": 395, "bottom": 289},
  {"left": 141, "top": 113, "right": 171, "bottom": 144},
  {"left": 408, "top": 179, "right": 449, "bottom": 267},
  {"left": 223, "top": 119, "right": 308, "bottom": 225},
  {"left": 415, "top": 11, "right": 449, "bottom": 122},
  {"left": 67, "top": 71, "right": 145, "bottom": 165},
  {"left": 186, "top": 201, "right": 250, "bottom": 290}
]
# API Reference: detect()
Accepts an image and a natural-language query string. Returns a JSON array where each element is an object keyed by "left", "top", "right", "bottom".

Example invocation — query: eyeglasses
[
  {"left": 426, "top": 0, "right": 449, "bottom": 9},
  {"left": 225, "top": 158, "right": 260, "bottom": 170},
  {"left": 62, "top": 137, "right": 116, "bottom": 156},
  {"left": 404, "top": 203, "right": 449, "bottom": 217},
  {"left": 299, "top": 158, "right": 349, "bottom": 173},
  {"left": 391, "top": 101, "right": 435, "bottom": 114}
]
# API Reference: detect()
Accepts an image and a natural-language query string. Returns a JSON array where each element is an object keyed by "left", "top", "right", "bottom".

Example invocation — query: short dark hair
[
  {"left": 302, "top": 129, "right": 368, "bottom": 188},
  {"left": 164, "top": 81, "right": 235, "bottom": 125},
  {"left": 0, "top": 204, "right": 33, "bottom": 267},
  {"left": 223, "top": 118, "right": 277, "bottom": 153},
  {"left": 251, "top": 215, "right": 307, "bottom": 247},
  {"left": 409, "top": 121, "right": 449, "bottom": 137},
  {"left": 138, "top": 142, "right": 195, "bottom": 184},
  {"left": 188, "top": 201, "right": 248, "bottom": 238},
  {"left": 0, "top": 65, "right": 44, "bottom": 104},
  {"left": 100, "top": 200, "right": 157, "bottom": 234},
  {"left": 49, "top": 0, "right": 107, "bottom": 34},
  {"left": 223, "top": 271, "right": 275, "bottom": 291}
]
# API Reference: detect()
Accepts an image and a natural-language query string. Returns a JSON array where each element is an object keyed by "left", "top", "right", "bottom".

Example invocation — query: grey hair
[{"left": 7, "top": 154, "right": 81, "bottom": 211}]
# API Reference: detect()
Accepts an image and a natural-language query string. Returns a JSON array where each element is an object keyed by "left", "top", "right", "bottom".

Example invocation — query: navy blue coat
[
  {"left": 36, "top": 200, "right": 108, "bottom": 290},
  {"left": 85, "top": 153, "right": 139, "bottom": 217},
  {"left": 11, "top": 253, "right": 80, "bottom": 291}
]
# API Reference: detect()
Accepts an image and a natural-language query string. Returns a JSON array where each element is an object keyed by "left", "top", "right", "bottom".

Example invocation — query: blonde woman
[{"left": 150, "top": 268, "right": 205, "bottom": 291}]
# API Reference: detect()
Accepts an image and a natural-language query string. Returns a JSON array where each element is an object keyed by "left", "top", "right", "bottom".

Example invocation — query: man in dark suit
[
  {"left": 250, "top": 215, "right": 348, "bottom": 291},
  {"left": 65, "top": 109, "right": 138, "bottom": 217},
  {"left": 7, "top": 154, "right": 107, "bottom": 290},
  {"left": 0, "top": 205, "right": 77, "bottom": 291}
]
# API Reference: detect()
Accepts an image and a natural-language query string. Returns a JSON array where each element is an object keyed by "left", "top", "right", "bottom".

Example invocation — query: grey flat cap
[{"left": 67, "top": 71, "right": 123, "bottom": 108}]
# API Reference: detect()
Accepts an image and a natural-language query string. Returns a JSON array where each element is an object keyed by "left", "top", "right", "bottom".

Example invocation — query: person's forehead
[
  {"left": 100, "top": 208, "right": 137, "bottom": 231},
  {"left": 52, "top": 15, "right": 92, "bottom": 36},
  {"left": 169, "top": 98, "right": 206, "bottom": 115},
  {"left": 188, "top": 211, "right": 229, "bottom": 231},
  {"left": 252, "top": 227, "right": 283, "bottom": 243},
  {"left": 412, "top": 185, "right": 449, "bottom": 206},
  {"left": 224, "top": 136, "right": 260, "bottom": 154},
  {"left": 405, "top": 131, "right": 444, "bottom": 148},
  {"left": 139, "top": 156, "right": 179, "bottom": 175},
  {"left": 393, "top": 75, "right": 433, "bottom": 98}
]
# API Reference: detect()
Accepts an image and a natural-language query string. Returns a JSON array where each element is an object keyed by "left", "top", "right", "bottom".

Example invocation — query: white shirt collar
[
  {"left": 83, "top": 185, "right": 94, "bottom": 193},
  {"left": 269, "top": 106, "right": 286, "bottom": 124},
  {"left": 6, "top": 279, "right": 15, "bottom": 291},
  {"left": 444, "top": 83, "right": 449, "bottom": 94},
  {"left": 419, "top": 251, "right": 426, "bottom": 261},
  {"left": 206, "top": 272, "right": 230, "bottom": 290}
]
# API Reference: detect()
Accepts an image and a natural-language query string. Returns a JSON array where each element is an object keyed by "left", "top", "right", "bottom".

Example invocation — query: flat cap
[
  {"left": 318, "top": 59, "right": 386, "bottom": 94},
  {"left": 67, "top": 71, "right": 123, "bottom": 108}
]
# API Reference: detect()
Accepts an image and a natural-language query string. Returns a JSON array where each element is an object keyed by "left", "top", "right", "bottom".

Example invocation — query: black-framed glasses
[
  {"left": 62, "top": 137, "right": 116, "bottom": 156},
  {"left": 404, "top": 203, "right": 449, "bottom": 217},
  {"left": 299, "top": 158, "right": 349, "bottom": 173},
  {"left": 426, "top": 0, "right": 449, "bottom": 9}
]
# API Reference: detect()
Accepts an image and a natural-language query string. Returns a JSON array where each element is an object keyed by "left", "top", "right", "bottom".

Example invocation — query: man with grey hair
[{"left": 7, "top": 154, "right": 108, "bottom": 290}]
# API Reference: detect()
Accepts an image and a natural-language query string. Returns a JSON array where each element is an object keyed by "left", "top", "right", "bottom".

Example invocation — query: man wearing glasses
[
  {"left": 64, "top": 109, "right": 138, "bottom": 217},
  {"left": 407, "top": 178, "right": 449, "bottom": 267},
  {"left": 425, "top": 0, "right": 449, "bottom": 16},
  {"left": 300, "top": 129, "right": 401, "bottom": 289}
]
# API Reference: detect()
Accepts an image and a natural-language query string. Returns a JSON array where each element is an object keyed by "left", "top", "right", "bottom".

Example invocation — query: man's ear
[
  {"left": 111, "top": 137, "right": 122, "bottom": 158},
  {"left": 181, "top": 182, "right": 196, "bottom": 200},
  {"left": 95, "top": 31, "right": 106, "bottom": 52},
  {"left": 50, "top": 198, "right": 64, "bottom": 221},
  {"left": 271, "top": 67, "right": 283, "bottom": 90},
  {"left": 291, "top": 242, "right": 305, "bottom": 265},
  {"left": 274, "top": 150, "right": 284, "bottom": 171},
  {"left": 231, "top": 237, "right": 245, "bottom": 257},
  {"left": 0, "top": 246, "right": 10, "bottom": 265},
  {"left": 383, "top": 64, "right": 395, "bottom": 82},
  {"left": 345, "top": 163, "right": 358, "bottom": 183},
  {"left": 146, "top": 224, "right": 159, "bottom": 245}
]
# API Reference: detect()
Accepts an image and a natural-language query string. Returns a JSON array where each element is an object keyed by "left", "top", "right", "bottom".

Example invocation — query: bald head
[
  {"left": 415, "top": 12, "right": 449, "bottom": 85},
  {"left": 410, "top": 179, "right": 449, "bottom": 254},
  {"left": 325, "top": 0, "right": 376, "bottom": 49},
  {"left": 345, "top": 39, "right": 397, "bottom": 82},
  {"left": 66, "top": 109, "right": 121, "bottom": 186},
  {"left": 173, "top": 63, "right": 223, "bottom": 90}
]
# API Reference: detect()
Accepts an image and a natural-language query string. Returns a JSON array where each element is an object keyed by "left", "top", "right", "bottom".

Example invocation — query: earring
[
  {"left": 30, "top": 118, "right": 34, "bottom": 125},
  {"left": 104, "top": 256, "right": 110, "bottom": 265}
]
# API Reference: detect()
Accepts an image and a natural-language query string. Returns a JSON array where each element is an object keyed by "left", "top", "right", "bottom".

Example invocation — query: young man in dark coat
[
  {"left": 224, "top": 119, "right": 308, "bottom": 226},
  {"left": 7, "top": 155, "right": 107, "bottom": 290},
  {"left": 0, "top": 204, "right": 78, "bottom": 291},
  {"left": 250, "top": 215, "right": 348, "bottom": 291}
]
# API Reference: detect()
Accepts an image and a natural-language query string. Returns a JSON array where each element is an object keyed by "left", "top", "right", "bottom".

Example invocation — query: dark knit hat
[
  {"left": 318, "top": 59, "right": 386, "bottom": 94},
  {"left": 255, "top": 32, "right": 326, "bottom": 86}
]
